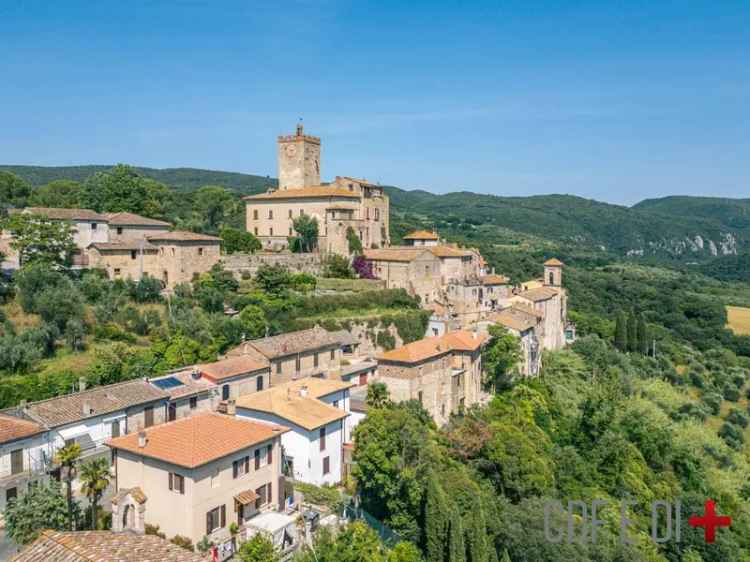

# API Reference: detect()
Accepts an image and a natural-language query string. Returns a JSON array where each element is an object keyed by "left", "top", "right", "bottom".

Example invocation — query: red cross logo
[{"left": 689, "top": 500, "right": 731, "bottom": 543}]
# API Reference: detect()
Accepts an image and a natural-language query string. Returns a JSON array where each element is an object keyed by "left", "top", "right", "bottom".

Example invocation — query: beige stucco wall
[
  {"left": 109, "top": 225, "right": 171, "bottom": 243},
  {"left": 87, "top": 248, "right": 161, "bottom": 282}
]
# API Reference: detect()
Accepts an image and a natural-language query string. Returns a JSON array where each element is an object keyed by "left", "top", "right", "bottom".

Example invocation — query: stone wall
[{"left": 222, "top": 252, "right": 324, "bottom": 278}]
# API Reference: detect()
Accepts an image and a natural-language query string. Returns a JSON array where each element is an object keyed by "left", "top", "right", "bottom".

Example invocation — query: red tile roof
[
  {"left": 243, "top": 186, "right": 361, "bottom": 200},
  {"left": 377, "top": 330, "right": 487, "bottom": 364},
  {"left": 0, "top": 414, "right": 44, "bottom": 445},
  {"left": 197, "top": 356, "right": 269, "bottom": 382}
]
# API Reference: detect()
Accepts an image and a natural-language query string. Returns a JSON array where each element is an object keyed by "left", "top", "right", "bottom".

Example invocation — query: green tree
[
  {"left": 465, "top": 496, "right": 490, "bottom": 562},
  {"left": 65, "top": 318, "right": 86, "bottom": 352},
  {"left": 296, "top": 522, "right": 393, "bottom": 562},
  {"left": 5, "top": 481, "right": 74, "bottom": 545},
  {"left": 626, "top": 310, "right": 638, "bottom": 352},
  {"left": 5, "top": 212, "right": 77, "bottom": 269},
  {"left": 221, "top": 227, "right": 261, "bottom": 254},
  {"left": 448, "top": 506, "right": 466, "bottom": 562},
  {"left": 29, "top": 180, "right": 82, "bottom": 208},
  {"left": 14, "top": 263, "right": 69, "bottom": 312},
  {"left": 193, "top": 186, "right": 240, "bottom": 232},
  {"left": 347, "top": 226, "right": 364, "bottom": 255},
  {"left": 0, "top": 171, "right": 31, "bottom": 208},
  {"left": 237, "top": 532, "right": 279, "bottom": 562},
  {"left": 323, "top": 254, "right": 354, "bottom": 279},
  {"left": 239, "top": 305, "right": 268, "bottom": 339},
  {"left": 482, "top": 325, "right": 521, "bottom": 391},
  {"left": 291, "top": 215, "right": 318, "bottom": 252},
  {"left": 637, "top": 313, "right": 649, "bottom": 355},
  {"left": 80, "top": 164, "right": 171, "bottom": 218},
  {"left": 366, "top": 382, "right": 391, "bottom": 409},
  {"left": 55, "top": 443, "right": 82, "bottom": 530},
  {"left": 500, "top": 550, "right": 511, "bottom": 562},
  {"left": 423, "top": 472, "right": 449, "bottom": 562},
  {"left": 614, "top": 312, "right": 628, "bottom": 351},
  {"left": 254, "top": 264, "right": 292, "bottom": 294},
  {"left": 35, "top": 283, "right": 85, "bottom": 331},
  {"left": 79, "top": 457, "right": 110, "bottom": 529}
]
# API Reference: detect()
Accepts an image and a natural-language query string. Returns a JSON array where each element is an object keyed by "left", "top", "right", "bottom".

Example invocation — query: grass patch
[
  {"left": 316, "top": 278, "right": 386, "bottom": 292},
  {"left": 726, "top": 305, "right": 750, "bottom": 335},
  {"left": 0, "top": 301, "right": 41, "bottom": 331}
]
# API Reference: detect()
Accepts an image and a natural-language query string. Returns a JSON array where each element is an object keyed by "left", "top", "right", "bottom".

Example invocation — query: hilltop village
[{"left": 0, "top": 126, "right": 572, "bottom": 560}]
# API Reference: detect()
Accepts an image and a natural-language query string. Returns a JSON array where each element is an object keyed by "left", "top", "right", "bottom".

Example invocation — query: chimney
[
  {"left": 138, "top": 431, "right": 147, "bottom": 448},
  {"left": 82, "top": 402, "right": 93, "bottom": 416},
  {"left": 79, "top": 377, "right": 87, "bottom": 392},
  {"left": 299, "top": 385, "right": 308, "bottom": 398},
  {"left": 472, "top": 332, "right": 478, "bottom": 340},
  {"left": 191, "top": 368, "right": 200, "bottom": 380}
]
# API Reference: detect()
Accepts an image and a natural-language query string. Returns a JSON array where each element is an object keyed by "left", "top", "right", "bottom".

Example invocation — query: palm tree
[
  {"left": 54, "top": 443, "right": 81, "bottom": 530},
  {"left": 79, "top": 457, "right": 110, "bottom": 530}
]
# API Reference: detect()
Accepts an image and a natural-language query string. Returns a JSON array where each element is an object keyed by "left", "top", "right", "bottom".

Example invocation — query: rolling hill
[{"left": 2, "top": 164, "right": 748, "bottom": 260}]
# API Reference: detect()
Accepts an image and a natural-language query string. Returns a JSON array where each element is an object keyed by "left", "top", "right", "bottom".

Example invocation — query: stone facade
[
  {"left": 244, "top": 127, "right": 390, "bottom": 255},
  {"left": 222, "top": 251, "right": 324, "bottom": 279}
]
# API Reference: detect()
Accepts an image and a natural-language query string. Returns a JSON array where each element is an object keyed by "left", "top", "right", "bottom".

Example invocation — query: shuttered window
[
  {"left": 267, "top": 444, "right": 272, "bottom": 465},
  {"left": 254, "top": 448, "right": 260, "bottom": 470}
]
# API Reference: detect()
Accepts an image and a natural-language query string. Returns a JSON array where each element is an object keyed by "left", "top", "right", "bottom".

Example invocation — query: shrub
[
  {"left": 719, "top": 422, "right": 745, "bottom": 450},
  {"left": 688, "top": 371, "right": 705, "bottom": 389},
  {"left": 727, "top": 408, "right": 749, "bottom": 428},
  {"left": 723, "top": 386, "right": 741, "bottom": 402},
  {"left": 170, "top": 535, "right": 194, "bottom": 551},
  {"left": 702, "top": 392, "right": 722, "bottom": 415}
]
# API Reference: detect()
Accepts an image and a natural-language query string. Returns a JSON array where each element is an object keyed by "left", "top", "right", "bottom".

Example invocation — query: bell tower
[
  {"left": 277, "top": 123, "right": 321, "bottom": 190},
  {"left": 543, "top": 258, "right": 563, "bottom": 287}
]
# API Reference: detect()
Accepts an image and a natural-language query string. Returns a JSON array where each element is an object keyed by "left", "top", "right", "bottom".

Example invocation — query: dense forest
[{"left": 2, "top": 165, "right": 750, "bottom": 561}]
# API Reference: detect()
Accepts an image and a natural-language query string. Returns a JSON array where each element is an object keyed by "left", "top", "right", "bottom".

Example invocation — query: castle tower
[
  {"left": 277, "top": 123, "right": 321, "bottom": 190},
  {"left": 543, "top": 258, "right": 564, "bottom": 287}
]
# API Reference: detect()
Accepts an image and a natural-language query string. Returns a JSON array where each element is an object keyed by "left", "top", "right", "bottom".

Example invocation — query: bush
[
  {"left": 719, "top": 422, "right": 745, "bottom": 450},
  {"left": 220, "top": 227, "right": 261, "bottom": 254},
  {"left": 323, "top": 254, "right": 354, "bottom": 279},
  {"left": 727, "top": 408, "right": 749, "bottom": 428},
  {"left": 723, "top": 386, "right": 741, "bottom": 402},
  {"left": 170, "top": 535, "right": 194, "bottom": 552},
  {"left": 688, "top": 371, "right": 705, "bottom": 389},
  {"left": 702, "top": 392, "right": 722, "bottom": 415}
]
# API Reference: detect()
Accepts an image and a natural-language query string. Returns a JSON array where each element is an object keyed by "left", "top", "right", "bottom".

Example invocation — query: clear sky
[{"left": 1, "top": 1, "right": 747, "bottom": 205}]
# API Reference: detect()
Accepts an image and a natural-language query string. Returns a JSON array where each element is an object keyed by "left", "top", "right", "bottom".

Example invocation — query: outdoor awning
[{"left": 235, "top": 490, "right": 259, "bottom": 506}]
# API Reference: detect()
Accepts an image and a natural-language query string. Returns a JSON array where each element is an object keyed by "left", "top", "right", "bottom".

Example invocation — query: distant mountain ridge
[{"left": 2, "top": 164, "right": 747, "bottom": 260}]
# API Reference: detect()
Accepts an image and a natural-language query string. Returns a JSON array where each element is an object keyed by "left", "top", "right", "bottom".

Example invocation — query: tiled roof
[
  {"left": 364, "top": 248, "right": 432, "bottom": 263},
  {"left": 244, "top": 186, "right": 361, "bottom": 201},
  {"left": 517, "top": 287, "right": 560, "bottom": 302},
  {"left": 236, "top": 377, "right": 351, "bottom": 431},
  {"left": 329, "top": 330, "right": 358, "bottom": 347},
  {"left": 107, "top": 412, "right": 287, "bottom": 469},
  {"left": 403, "top": 230, "right": 439, "bottom": 240},
  {"left": 10, "top": 207, "right": 107, "bottom": 222},
  {"left": 149, "top": 369, "right": 216, "bottom": 399},
  {"left": 377, "top": 330, "right": 487, "bottom": 364},
  {"left": 197, "top": 356, "right": 269, "bottom": 382},
  {"left": 104, "top": 212, "right": 172, "bottom": 227},
  {"left": 11, "top": 529, "right": 205, "bottom": 562},
  {"left": 336, "top": 176, "right": 378, "bottom": 187},
  {"left": 0, "top": 414, "right": 45, "bottom": 445},
  {"left": 544, "top": 258, "right": 564, "bottom": 266},
  {"left": 25, "top": 380, "right": 167, "bottom": 428},
  {"left": 427, "top": 246, "right": 475, "bottom": 258},
  {"left": 88, "top": 241, "right": 157, "bottom": 252},
  {"left": 490, "top": 308, "right": 540, "bottom": 333},
  {"left": 147, "top": 230, "right": 221, "bottom": 242},
  {"left": 229, "top": 327, "right": 345, "bottom": 360},
  {"left": 480, "top": 274, "right": 510, "bottom": 285}
]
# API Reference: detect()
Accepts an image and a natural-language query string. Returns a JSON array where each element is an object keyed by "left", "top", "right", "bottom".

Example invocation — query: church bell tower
[{"left": 277, "top": 123, "right": 321, "bottom": 190}]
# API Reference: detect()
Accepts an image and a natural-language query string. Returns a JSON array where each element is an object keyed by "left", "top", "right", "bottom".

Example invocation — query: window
[
  {"left": 168, "top": 472, "right": 185, "bottom": 494},
  {"left": 6, "top": 487, "right": 17, "bottom": 504},
  {"left": 254, "top": 227, "right": 258, "bottom": 235},
  {"left": 300, "top": 209, "right": 304, "bottom": 216},
  {"left": 253, "top": 209, "right": 258, "bottom": 220},
  {"left": 268, "top": 210, "right": 273, "bottom": 219},
  {"left": 366, "top": 208, "right": 370, "bottom": 220},
  {"left": 269, "top": 227, "right": 273, "bottom": 236},
  {"left": 111, "top": 421, "right": 120, "bottom": 438},
  {"left": 267, "top": 444, "right": 273, "bottom": 464},
  {"left": 189, "top": 396, "right": 198, "bottom": 409},
  {"left": 233, "top": 456, "right": 250, "bottom": 478},
  {"left": 323, "top": 456, "right": 330, "bottom": 475},
  {"left": 117, "top": 227, "right": 123, "bottom": 235},
  {"left": 295, "top": 356, "right": 301, "bottom": 372},
  {"left": 206, "top": 505, "right": 225, "bottom": 534},
  {"left": 256, "top": 376, "right": 264, "bottom": 392},
  {"left": 375, "top": 209, "right": 380, "bottom": 221},
  {"left": 289, "top": 227, "right": 293, "bottom": 236},
  {"left": 114, "top": 268, "right": 121, "bottom": 277},
  {"left": 168, "top": 402, "right": 177, "bottom": 422},
  {"left": 254, "top": 482, "right": 273, "bottom": 510},
  {"left": 330, "top": 350, "right": 335, "bottom": 361},
  {"left": 254, "top": 448, "right": 261, "bottom": 470},
  {"left": 333, "top": 400, "right": 339, "bottom": 409},
  {"left": 10, "top": 449, "right": 23, "bottom": 475},
  {"left": 211, "top": 467, "right": 220, "bottom": 488},
  {"left": 91, "top": 223, "right": 98, "bottom": 230},
  {"left": 319, "top": 427, "right": 326, "bottom": 451},
  {"left": 549, "top": 272, "right": 555, "bottom": 285},
  {"left": 171, "top": 248, "right": 175, "bottom": 256},
  {"left": 288, "top": 209, "right": 293, "bottom": 218},
  {"left": 131, "top": 250, "right": 137, "bottom": 260},
  {"left": 222, "top": 385, "right": 230, "bottom": 401},
  {"left": 198, "top": 247, "right": 204, "bottom": 256},
  {"left": 441, "top": 404, "right": 446, "bottom": 417},
  {"left": 418, "top": 391, "right": 423, "bottom": 404},
  {"left": 276, "top": 361, "right": 282, "bottom": 375},
  {"left": 314, "top": 353, "right": 319, "bottom": 368},
  {"left": 144, "top": 406, "right": 154, "bottom": 428}
]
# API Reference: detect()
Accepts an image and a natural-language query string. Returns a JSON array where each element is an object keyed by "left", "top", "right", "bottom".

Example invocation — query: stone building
[
  {"left": 402, "top": 230, "right": 439, "bottom": 247},
  {"left": 375, "top": 330, "right": 486, "bottom": 426},
  {"left": 513, "top": 259, "right": 567, "bottom": 351},
  {"left": 486, "top": 305, "right": 543, "bottom": 376},
  {"left": 105, "top": 212, "right": 172, "bottom": 242},
  {"left": 244, "top": 125, "right": 390, "bottom": 255}
]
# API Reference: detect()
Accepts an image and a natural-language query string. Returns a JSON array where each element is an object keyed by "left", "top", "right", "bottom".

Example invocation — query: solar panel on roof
[{"left": 151, "top": 377, "right": 185, "bottom": 390}]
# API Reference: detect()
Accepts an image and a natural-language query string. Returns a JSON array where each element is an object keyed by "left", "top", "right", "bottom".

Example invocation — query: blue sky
[{"left": 1, "top": 1, "right": 748, "bottom": 205}]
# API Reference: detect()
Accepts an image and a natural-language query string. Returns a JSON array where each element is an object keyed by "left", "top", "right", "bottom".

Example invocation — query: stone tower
[
  {"left": 277, "top": 123, "right": 321, "bottom": 190},
  {"left": 543, "top": 258, "right": 563, "bottom": 287}
]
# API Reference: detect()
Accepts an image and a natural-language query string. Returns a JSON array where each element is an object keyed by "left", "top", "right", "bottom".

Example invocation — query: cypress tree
[
  {"left": 627, "top": 311, "right": 638, "bottom": 352},
  {"left": 614, "top": 312, "right": 628, "bottom": 351},
  {"left": 448, "top": 505, "right": 466, "bottom": 562},
  {"left": 424, "top": 472, "right": 449, "bottom": 562},
  {"left": 465, "top": 497, "right": 490, "bottom": 562},
  {"left": 637, "top": 313, "right": 649, "bottom": 355},
  {"left": 500, "top": 549, "right": 511, "bottom": 562}
]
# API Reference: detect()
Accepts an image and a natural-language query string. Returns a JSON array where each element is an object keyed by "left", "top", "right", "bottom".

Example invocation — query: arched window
[{"left": 549, "top": 272, "right": 555, "bottom": 285}]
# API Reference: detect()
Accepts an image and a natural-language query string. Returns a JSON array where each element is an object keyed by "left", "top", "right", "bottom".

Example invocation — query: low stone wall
[{"left": 222, "top": 252, "right": 324, "bottom": 278}]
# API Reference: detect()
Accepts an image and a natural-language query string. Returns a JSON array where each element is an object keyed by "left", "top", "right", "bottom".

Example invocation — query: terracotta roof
[
  {"left": 11, "top": 529, "right": 204, "bottom": 562},
  {"left": 428, "top": 246, "right": 475, "bottom": 258},
  {"left": 235, "top": 489, "right": 259, "bottom": 505},
  {"left": 364, "top": 248, "right": 432, "bottom": 263},
  {"left": 25, "top": 380, "right": 167, "bottom": 428},
  {"left": 336, "top": 176, "right": 378, "bottom": 186},
  {"left": 490, "top": 308, "right": 540, "bottom": 333},
  {"left": 511, "top": 303, "right": 544, "bottom": 318},
  {"left": 244, "top": 186, "right": 361, "bottom": 201},
  {"left": 517, "top": 287, "right": 560, "bottom": 302},
  {"left": 0, "top": 414, "right": 45, "bottom": 445},
  {"left": 107, "top": 412, "right": 287, "bottom": 469},
  {"left": 480, "top": 274, "right": 510, "bottom": 285},
  {"left": 197, "top": 356, "right": 269, "bottom": 382},
  {"left": 403, "top": 230, "right": 439, "bottom": 240},
  {"left": 544, "top": 258, "right": 564, "bottom": 267},
  {"left": 235, "top": 377, "right": 351, "bottom": 431},
  {"left": 149, "top": 369, "right": 217, "bottom": 399},
  {"left": 11, "top": 207, "right": 106, "bottom": 222},
  {"left": 229, "top": 327, "right": 346, "bottom": 360},
  {"left": 88, "top": 241, "right": 157, "bottom": 252},
  {"left": 147, "top": 230, "right": 221, "bottom": 242},
  {"left": 104, "top": 212, "right": 172, "bottom": 227},
  {"left": 378, "top": 330, "right": 487, "bottom": 364}
]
